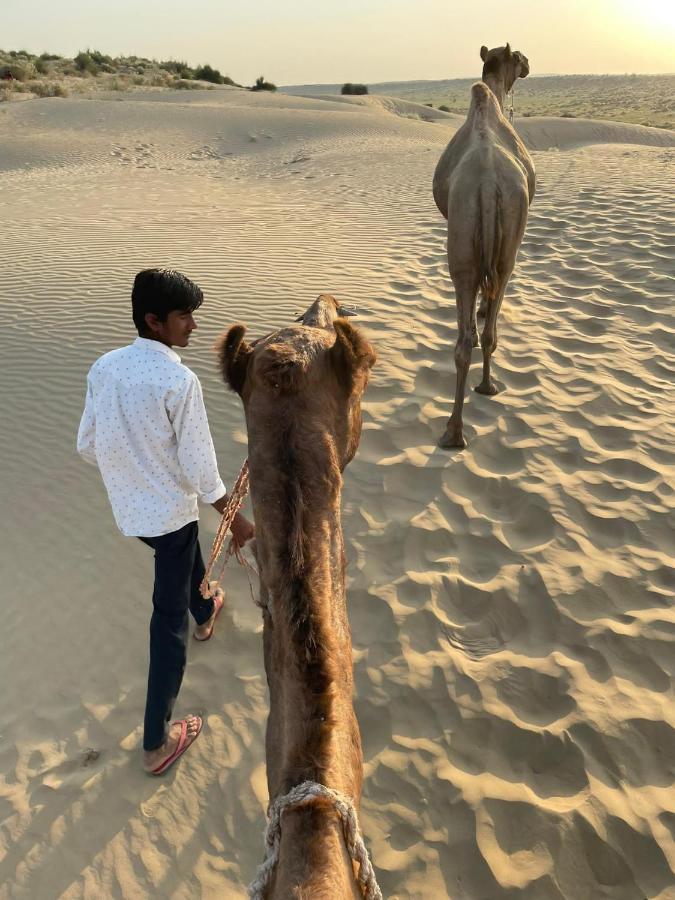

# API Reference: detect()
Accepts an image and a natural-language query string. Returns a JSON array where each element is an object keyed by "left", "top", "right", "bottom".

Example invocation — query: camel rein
[
  {"left": 248, "top": 781, "right": 383, "bottom": 900},
  {"left": 199, "top": 459, "right": 257, "bottom": 601}
]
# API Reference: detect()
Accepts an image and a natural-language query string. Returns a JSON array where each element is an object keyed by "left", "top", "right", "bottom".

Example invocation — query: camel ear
[
  {"left": 480, "top": 45, "right": 488, "bottom": 61},
  {"left": 505, "top": 42, "right": 512, "bottom": 56},
  {"left": 330, "top": 319, "right": 376, "bottom": 394},
  {"left": 216, "top": 324, "right": 252, "bottom": 396}
]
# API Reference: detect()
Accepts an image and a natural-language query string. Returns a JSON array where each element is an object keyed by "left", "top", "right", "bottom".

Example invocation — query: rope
[
  {"left": 248, "top": 781, "right": 382, "bottom": 900},
  {"left": 508, "top": 87, "right": 515, "bottom": 124},
  {"left": 200, "top": 459, "right": 250, "bottom": 599}
]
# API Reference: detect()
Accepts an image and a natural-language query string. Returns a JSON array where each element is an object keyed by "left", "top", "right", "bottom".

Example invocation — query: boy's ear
[{"left": 216, "top": 325, "right": 252, "bottom": 396}]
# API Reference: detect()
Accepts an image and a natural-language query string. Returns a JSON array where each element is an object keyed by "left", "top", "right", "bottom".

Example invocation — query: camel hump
[{"left": 469, "top": 81, "right": 500, "bottom": 122}]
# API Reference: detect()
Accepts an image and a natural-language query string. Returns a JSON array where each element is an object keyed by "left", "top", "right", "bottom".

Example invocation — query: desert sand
[{"left": 0, "top": 86, "right": 674, "bottom": 899}]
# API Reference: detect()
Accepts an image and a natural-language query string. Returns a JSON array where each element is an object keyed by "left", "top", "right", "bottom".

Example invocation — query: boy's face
[{"left": 145, "top": 309, "right": 197, "bottom": 348}]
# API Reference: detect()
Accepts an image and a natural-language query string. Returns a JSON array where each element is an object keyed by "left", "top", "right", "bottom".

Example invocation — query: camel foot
[
  {"left": 475, "top": 380, "right": 499, "bottom": 396},
  {"left": 438, "top": 427, "right": 467, "bottom": 450}
]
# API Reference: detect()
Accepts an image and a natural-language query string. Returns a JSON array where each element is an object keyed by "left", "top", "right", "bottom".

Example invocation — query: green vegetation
[
  {"left": 341, "top": 83, "right": 368, "bottom": 95},
  {"left": 251, "top": 75, "right": 277, "bottom": 92},
  {"left": 0, "top": 47, "right": 243, "bottom": 101}
]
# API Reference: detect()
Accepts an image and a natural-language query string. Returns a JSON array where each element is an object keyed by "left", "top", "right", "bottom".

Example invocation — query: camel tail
[{"left": 479, "top": 183, "right": 502, "bottom": 303}]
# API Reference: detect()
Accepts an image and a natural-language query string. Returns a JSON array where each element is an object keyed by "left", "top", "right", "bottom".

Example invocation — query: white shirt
[{"left": 77, "top": 337, "right": 226, "bottom": 537}]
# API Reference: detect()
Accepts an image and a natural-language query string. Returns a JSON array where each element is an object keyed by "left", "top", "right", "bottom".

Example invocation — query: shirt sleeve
[
  {"left": 76, "top": 375, "right": 98, "bottom": 466},
  {"left": 169, "top": 373, "right": 226, "bottom": 504}
]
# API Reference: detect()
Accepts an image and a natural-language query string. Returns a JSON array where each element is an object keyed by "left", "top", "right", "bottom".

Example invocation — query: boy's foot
[
  {"left": 143, "top": 714, "right": 202, "bottom": 775},
  {"left": 194, "top": 587, "right": 224, "bottom": 642}
]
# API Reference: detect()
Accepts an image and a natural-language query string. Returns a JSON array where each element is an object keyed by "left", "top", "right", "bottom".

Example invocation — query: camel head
[
  {"left": 480, "top": 43, "right": 530, "bottom": 94},
  {"left": 295, "top": 293, "right": 357, "bottom": 328},
  {"left": 217, "top": 316, "right": 375, "bottom": 471}
]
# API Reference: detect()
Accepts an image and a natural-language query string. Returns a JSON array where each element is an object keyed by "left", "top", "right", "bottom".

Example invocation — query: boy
[{"left": 77, "top": 268, "right": 254, "bottom": 774}]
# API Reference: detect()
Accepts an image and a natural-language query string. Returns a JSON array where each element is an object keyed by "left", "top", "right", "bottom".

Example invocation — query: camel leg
[
  {"left": 439, "top": 282, "right": 476, "bottom": 449},
  {"left": 477, "top": 292, "right": 488, "bottom": 319},
  {"left": 475, "top": 287, "right": 505, "bottom": 396}
]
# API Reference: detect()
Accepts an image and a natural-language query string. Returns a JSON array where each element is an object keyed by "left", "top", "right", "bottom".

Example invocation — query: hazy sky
[{"left": 3, "top": 0, "right": 674, "bottom": 84}]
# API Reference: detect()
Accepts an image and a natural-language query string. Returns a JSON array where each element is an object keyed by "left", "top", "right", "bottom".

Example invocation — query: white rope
[{"left": 248, "top": 781, "right": 382, "bottom": 900}]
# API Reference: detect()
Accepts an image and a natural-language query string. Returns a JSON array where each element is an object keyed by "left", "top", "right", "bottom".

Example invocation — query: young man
[{"left": 77, "top": 268, "right": 254, "bottom": 775}]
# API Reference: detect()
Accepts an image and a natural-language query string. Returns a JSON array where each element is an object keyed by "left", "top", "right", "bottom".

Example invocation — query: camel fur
[
  {"left": 218, "top": 296, "right": 376, "bottom": 898},
  {"left": 432, "top": 44, "right": 536, "bottom": 448}
]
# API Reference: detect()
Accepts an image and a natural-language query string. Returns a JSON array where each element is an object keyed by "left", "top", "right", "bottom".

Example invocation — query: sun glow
[{"left": 615, "top": 0, "right": 675, "bottom": 34}]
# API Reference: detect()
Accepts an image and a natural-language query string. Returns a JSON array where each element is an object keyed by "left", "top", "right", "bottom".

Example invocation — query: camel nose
[{"left": 337, "top": 305, "right": 357, "bottom": 317}]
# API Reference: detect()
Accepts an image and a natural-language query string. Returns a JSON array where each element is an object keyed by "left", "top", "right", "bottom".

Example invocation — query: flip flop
[
  {"left": 149, "top": 715, "right": 203, "bottom": 776},
  {"left": 194, "top": 588, "right": 224, "bottom": 642}
]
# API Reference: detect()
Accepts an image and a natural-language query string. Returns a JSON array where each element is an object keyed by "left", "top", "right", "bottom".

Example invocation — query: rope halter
[{"left": 247, "top": 781, "right": 383, "bottom": 900}]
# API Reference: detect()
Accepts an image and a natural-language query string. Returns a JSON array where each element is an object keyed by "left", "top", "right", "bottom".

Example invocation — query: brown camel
[
  {"left": 217, "top": 296, "right": 378, "bottom": 898},
  {"left": 432, "top": 44, "right": 536, "bottom": 448}
]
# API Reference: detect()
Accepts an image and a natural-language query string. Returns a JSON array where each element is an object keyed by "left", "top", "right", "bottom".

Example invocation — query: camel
[
  {"left": 217, "top": 295, "right": 378, "bottom": 899},
  {"left": 432, "top": 44, "right": 536, "bottom": 448}
]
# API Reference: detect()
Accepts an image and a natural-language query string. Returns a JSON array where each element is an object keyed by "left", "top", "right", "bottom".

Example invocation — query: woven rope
[
  {"left": 200, "top": 459, "right": 249, "bottom": 599},
  {"left": 248, "top": 781, "right": 382, "bottom": 900}
]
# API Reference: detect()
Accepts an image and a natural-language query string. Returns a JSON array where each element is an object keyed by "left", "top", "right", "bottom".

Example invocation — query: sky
[{"left": 3, "top": 0, "right": 674, "bottom": 85}]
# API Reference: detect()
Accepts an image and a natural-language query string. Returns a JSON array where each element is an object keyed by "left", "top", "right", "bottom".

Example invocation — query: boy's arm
[
  {"left": 170, "top": 374, "right": 227, "bottom": 505},
  {"left": 76, "top": 376, "right": 98, "bottom": 466}
]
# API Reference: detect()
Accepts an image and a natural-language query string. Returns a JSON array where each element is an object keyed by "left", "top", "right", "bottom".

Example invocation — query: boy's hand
[{"left": 230, "top": 511, "right": 255, "bottom": 548}]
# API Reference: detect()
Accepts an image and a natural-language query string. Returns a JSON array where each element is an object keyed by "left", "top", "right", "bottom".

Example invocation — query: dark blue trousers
[{"left": 138, "top": 521, "right": 215, "bottom": 751}]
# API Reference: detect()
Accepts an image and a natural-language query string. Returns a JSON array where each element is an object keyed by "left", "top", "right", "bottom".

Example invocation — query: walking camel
[
  {"left": 217, "top": 295, "right": 380, "bottom": 898},
  {"left": 433, "top": 44, "right": 536, "bottom": 448}
]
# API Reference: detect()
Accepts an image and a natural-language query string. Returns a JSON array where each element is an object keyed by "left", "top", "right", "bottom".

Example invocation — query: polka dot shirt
[{"left": 77, "top": 337, "right": 226, "bottom": 537}]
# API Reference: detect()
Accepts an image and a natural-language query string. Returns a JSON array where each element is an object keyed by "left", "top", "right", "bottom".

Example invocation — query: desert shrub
[
  {"left": 161, "top": 59, "right": 194, "bottom": 79},
  {"left": 0, "top": 85, "right": 12, "bottom": 102},
  {"left": 439, "top": 104, "right": 450, "bottom": 112},
  {"left": 251, "top": 75, "right": 276, "bottom": 92},
  {"left": 29, "top": 80, "right": 69, "bottom": 98},
  {"left": 175, "top": 78, "right": 203, "bottom": 90},
  {"left": 222, "top": 75, "right": 237, "bottom": 86},
  {"left": 74, "top": 51, "right": 99, "bottom": 75},
  {"left": 108, "top": 76, "right": 130, "bottom": 92},
  {"left": 35, "top": 58, "right": 49, "bottom": 74},
  {"left": 561, "top": 112, "right": 576, "bottom": 118},
  {"left": 523, "top": 111, "right": 533, "bottom": 117},
  {"left": 341, "top": 83, "right": 368, "bottom": 95},
  {"left": 194, "top": 64, "right": 225, "bottom": 84},
  {"left": 39, "top": 52, "right": 62, "bottom": 61},
  {"left": 1, "top": 61, "right": 36, "bottom": 81},
  {"left": 87, "top": 49, "right": 113, "bottom": 67},
  {"left": 425, "top": 102, "right": 433, "bottom": 107}
]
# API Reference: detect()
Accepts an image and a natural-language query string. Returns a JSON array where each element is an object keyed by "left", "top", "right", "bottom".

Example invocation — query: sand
[{"left": 0, "top": 87, "right": 674, "bottom": 899}]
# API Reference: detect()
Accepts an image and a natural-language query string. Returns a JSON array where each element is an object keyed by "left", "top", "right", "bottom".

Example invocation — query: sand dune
[{"left": 0, "top": 88, "right": 674, "bottom": 899}]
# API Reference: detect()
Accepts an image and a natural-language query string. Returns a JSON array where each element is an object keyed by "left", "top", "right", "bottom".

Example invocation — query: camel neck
[{"left": 483, "top": 73, "right": 506, "bottom": 111}]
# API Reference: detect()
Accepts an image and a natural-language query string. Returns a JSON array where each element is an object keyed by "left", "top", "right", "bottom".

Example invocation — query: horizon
[{"left": 4, "top": 0, "right": 674, "bottom": 84}]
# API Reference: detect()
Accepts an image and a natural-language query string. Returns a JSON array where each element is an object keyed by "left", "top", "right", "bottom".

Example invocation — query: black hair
[{"left": 131, "top": 268, "right": 203, "bottom": 335}]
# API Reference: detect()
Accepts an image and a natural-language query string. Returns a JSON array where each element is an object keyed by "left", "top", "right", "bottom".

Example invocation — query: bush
[
  {"left": 193, "top": 64, "right": 225, "bottom": 84},
  {"left": 1, "top": 61, "right": 36, "bottom": 81},
  {"left": 39, "top": 52, "right": 62, "bottom": 61},
  {"left": 74, "top": 51, "right": 99, "bottom": 75},
  {"left": 160, "top": 59, "right": 194, "bottom": 79},
  {"left": 251, "top": 75, "right": 276, "bottom": 92},
  {"left": 341, "top": 83, "right": 368, "bottom": 95},
  {"left": 439, "top": 104, "right": 450, "bottom": 112},
  {"left": 29, "top": 80, "right": 69, "bottom": 98},
  {"left": 561, "top": 112, "right": 576, "bottom": 118}
]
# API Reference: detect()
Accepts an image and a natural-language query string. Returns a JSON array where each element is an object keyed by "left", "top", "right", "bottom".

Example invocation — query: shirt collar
[{"left": 134, "top": 337, "right": 181, "bottom": 363}]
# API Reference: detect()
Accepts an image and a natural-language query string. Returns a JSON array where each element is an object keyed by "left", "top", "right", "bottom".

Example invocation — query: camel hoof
[
  {"left": 438, "top": 429, "right": 467, "bottom": 450},
  {"left": 475, "top": 381, "right": 498, "bottom": 396}
]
